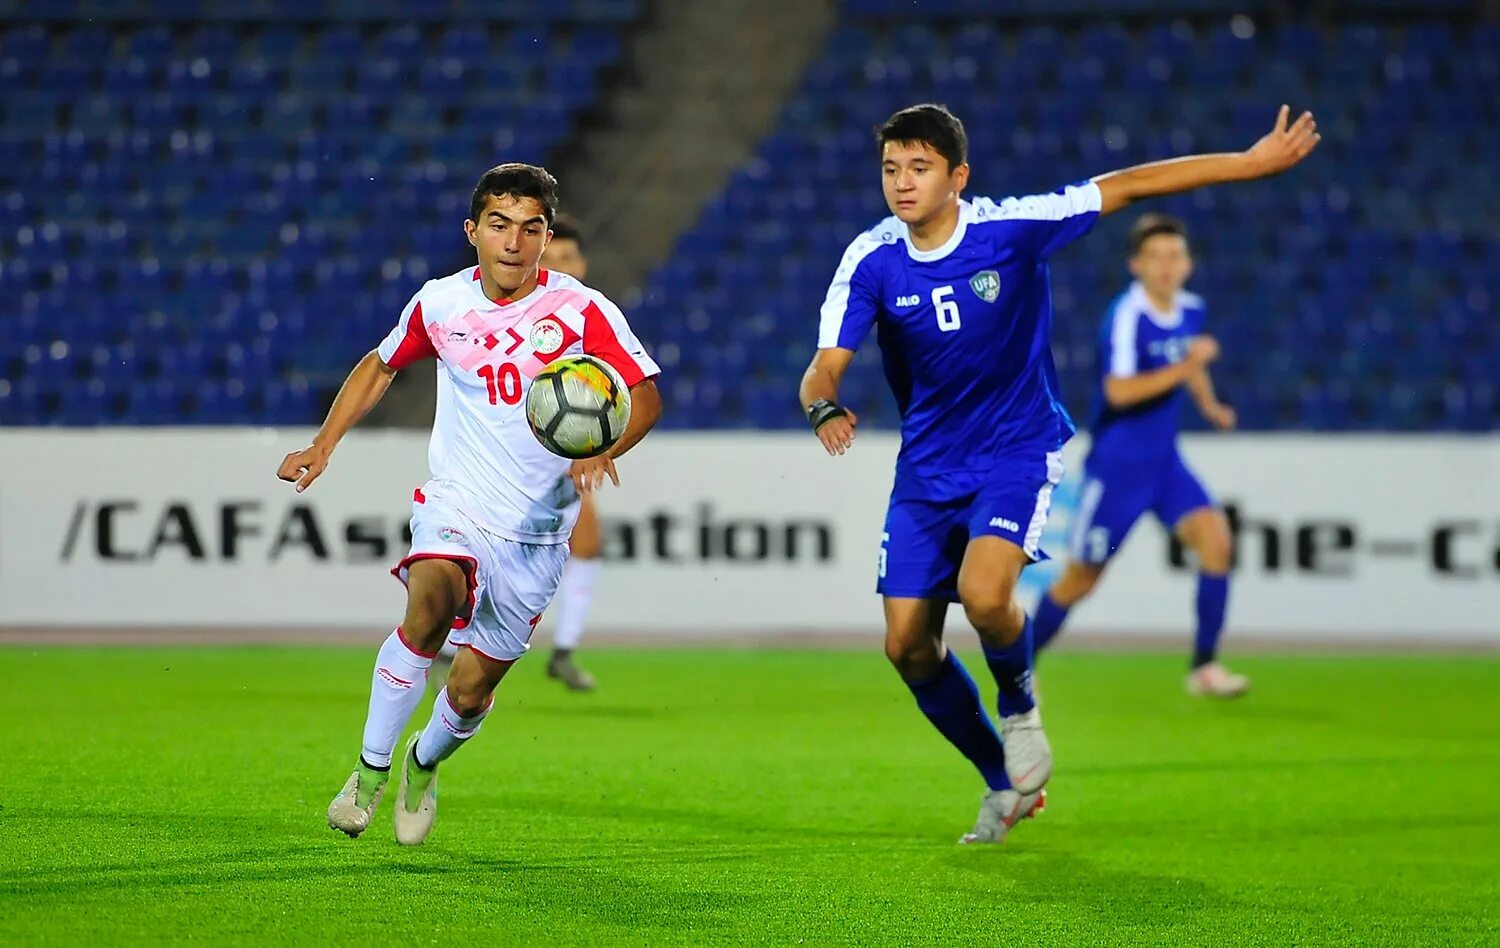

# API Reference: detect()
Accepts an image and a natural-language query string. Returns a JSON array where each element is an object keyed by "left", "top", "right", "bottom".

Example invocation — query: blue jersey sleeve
[
  {"left": 817, "top": 230, "right": 885, "bottom": 350},
  {"left": 971, "top": 182, "right": 1102, "bottom": 260}
]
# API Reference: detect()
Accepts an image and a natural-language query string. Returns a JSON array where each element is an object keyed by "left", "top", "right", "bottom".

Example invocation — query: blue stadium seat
[{"left": 0, "top": 10, "right": 1491, "bottom": 432}]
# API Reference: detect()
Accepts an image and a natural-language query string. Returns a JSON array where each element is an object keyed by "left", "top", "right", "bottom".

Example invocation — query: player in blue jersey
[
  {"left": 1032, "top": 213, "right": 1248, "bottom": 698},
  {"left": 799, "top": 103, "right": 1317, "bottom": 843}
]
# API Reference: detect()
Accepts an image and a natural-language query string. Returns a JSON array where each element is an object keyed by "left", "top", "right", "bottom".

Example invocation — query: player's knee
[
  {"left": 957, "top": 579, "right": 1021, "bottom": 640},
  {"left": 445, "top": 678, "right": 490, "bottom": 718},
  {"left": 962, "top": 600, "right": 1022, "bottom": 644},
  {"left": 1196, "top": 518, "right": 1233, "bottom": 573},
  {"left": 1058, "top": 564, "right": 1102, "bottom": 603},
  {"left": 884, "top": 632, "right": 942, "bottom": 680}
]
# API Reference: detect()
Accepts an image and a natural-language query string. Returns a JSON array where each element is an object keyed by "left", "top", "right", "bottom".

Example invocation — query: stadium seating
[
  {"left": 0, "top": 2, "right": 639, "bottom": 425},
  {"left": 635, "top": 10, "right": 1498, "bottom": 432},
  {"left": 1, "top": 5, "right": 1494, "bottom": 432}
]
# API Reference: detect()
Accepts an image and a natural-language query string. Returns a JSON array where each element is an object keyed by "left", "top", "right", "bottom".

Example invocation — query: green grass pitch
[{"left": 1, "top": 646, "right": 1496, "bottom": 945}]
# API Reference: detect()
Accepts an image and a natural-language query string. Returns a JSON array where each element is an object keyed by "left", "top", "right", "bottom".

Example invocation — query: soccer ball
[{"left": 525, "top": 354, "right": 632, "bottom": 460}]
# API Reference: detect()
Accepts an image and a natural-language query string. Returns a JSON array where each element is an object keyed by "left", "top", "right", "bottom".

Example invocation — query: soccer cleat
[
  {"left": 393, "top": 735, "right": 439, "bottom": 846},
  {"left": 1186, "top": 662, "right": 1250, "bottom": 698},
  {"left": 1001, "top": 707, "right": 1053, "bottom": 793},
  {"left": 959, "top": 788, "right": 1047, "bottom": 844},
  {"left": 327, "top": 764, "right": 387, "bottom": 838},
  {"left": 547, "top": 652, "right": 596, "bottom": 691}
]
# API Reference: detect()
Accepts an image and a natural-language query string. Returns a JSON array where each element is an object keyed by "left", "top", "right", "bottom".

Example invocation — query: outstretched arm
[
  {"left": 1093, "top": 105, "right": 1320, "bottom": 215},
  {"left": 276, "top": 351, "right": 397, "bottom": 492}
]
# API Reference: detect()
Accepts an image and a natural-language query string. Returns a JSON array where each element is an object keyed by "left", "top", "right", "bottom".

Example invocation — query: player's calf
[{"left": 958, "top": 567, "right": 1050, "bottom": 792}]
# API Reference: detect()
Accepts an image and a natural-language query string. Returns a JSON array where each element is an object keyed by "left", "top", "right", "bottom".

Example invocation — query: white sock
[
  {"left": 359, "top": 628, "right": 435, "bottom": 769},
  {"left": 552, "top": 557, "right": 603, "bottom": 650},
  {"left": 413, "top": 687, "right": 491, "bottom": 768}
]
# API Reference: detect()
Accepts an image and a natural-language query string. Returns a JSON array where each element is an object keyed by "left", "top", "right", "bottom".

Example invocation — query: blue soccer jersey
[
  {"left": 1087, "top": 281, "right": 1207, "bottom": 463},
  {"left": 1068, "top": 282, "right": 1216, "bottom": 565},
  {"left": 817, "top": 182, "right": 1101, "bottom": 596},
  {"left": 819, "top": 183, "right": 1101, "bottom": 492}
]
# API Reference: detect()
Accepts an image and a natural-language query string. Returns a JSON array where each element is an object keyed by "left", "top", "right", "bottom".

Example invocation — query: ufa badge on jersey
[{"left": 969, "top": 270, "right": 1001, "bottom": 303}]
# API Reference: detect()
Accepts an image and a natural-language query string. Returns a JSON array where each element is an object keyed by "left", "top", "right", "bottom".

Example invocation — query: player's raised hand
[
  {"left": 816, "top": 409, "right": 858, "bottom": 457},
  {"left": 277, "top": 443, "right": 331, "bottom": 493},
  {"left": 1243, "top": 105, "right": 1320, "bottom": 178},
  {"left": 570, "top": 455, "right": 619, "bottom": 494}
]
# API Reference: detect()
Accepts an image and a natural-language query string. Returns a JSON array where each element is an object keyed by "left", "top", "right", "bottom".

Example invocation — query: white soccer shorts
[{"left": 390, "top": 488, "right": 569, "bottom": 663}]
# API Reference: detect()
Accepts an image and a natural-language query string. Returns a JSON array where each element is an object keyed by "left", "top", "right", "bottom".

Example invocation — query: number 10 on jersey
[
  {"left": 477, "top": 363, "right": 523, "bottom": 406},
  {"left": 933, "top": 286, "right": 961, "bottom": 332}
]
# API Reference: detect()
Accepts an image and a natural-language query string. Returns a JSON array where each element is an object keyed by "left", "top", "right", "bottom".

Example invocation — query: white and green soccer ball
[{"left": 525, "top": 354, "right": 632, "bottom": 460}]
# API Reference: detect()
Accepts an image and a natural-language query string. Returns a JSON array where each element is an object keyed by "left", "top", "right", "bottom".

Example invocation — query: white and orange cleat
[
  {"left": 959, "top": 788, "right": 1047, "bottom": 845},
  {"left": 1001, "top": 707, "right": 1052, "bottom": 793},
  {"left": 1186, "top": 662, "right": 1250, "bottom": 698}
]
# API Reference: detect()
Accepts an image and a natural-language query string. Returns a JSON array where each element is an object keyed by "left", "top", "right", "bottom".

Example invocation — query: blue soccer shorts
[
  {"left": 877, "top": 449, "right": 1065, "bottom": 601},
  {"left": 1067, "top": 449, "right": 1215, "bottom": 565}
]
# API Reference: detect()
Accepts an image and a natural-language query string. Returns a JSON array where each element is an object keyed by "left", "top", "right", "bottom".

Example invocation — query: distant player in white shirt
[
  {"left": 534, "top": 217, "right": 605, "bottom": 690},
  {"left": 277, "top": 164, "right": 662, "bottom": 845}
]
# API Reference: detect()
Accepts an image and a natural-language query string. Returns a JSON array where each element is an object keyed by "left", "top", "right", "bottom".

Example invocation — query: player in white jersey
[
  {"left": 430, "top": 215, "right": 604, "bottom": 692},
  {"left": 276, "top": 164, "right": 662, "bottom": 845}
]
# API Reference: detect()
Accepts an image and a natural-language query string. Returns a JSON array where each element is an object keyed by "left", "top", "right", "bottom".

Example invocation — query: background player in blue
[
  {"left": 1033, "top": 214, "right": 1248, "bottom": 697},
  {"left": 798, "top": 103, "right": 1318, "bottom": 844}
]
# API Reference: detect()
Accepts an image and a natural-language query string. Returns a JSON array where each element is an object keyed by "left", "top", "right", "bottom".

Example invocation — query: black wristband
[{"left": 807, "top": 398, "right": 849, "bottom": 432}]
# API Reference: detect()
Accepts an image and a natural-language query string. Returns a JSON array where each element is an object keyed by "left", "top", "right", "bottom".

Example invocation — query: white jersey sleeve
[
  {"left": 1106, "top": 295, "right": 1143, "bottom": 378},
  {"left": 970, "top": 182, "right": 1102, "bottom": 261}
]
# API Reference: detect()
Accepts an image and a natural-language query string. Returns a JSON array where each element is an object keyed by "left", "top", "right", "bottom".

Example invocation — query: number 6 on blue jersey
[{"left": 933, "top": 285, "right": 961, "bottom": 332}]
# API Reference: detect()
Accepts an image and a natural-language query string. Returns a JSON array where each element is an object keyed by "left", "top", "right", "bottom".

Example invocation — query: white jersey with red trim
[{"left": 376, "top": 266, "right": 659, "bottom": 544}]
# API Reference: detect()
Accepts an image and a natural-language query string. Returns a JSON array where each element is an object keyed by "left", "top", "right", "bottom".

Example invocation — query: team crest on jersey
[
  {"left": 969, "top": 270, "right": 1001, "bottom": 303},
  {"left": 530, "top": 317, "right": 567, "bottom": 356},
  {"left": 437, "top": 526, "right": 467, "bottom": 545}
]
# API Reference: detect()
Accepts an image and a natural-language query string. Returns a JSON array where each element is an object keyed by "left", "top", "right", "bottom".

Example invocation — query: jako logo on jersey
[
  {"left": 530, "top": 317, "right": 566, "bottom": 356},
  {"left": 988, "top": 516, "right": 1020, "bottom": 532},
  {"left": 970, "top": 270, "right": 1001, "bottom": 303},
  {"left": 895, "top": 294, "right": 920, "bottom": 307}
]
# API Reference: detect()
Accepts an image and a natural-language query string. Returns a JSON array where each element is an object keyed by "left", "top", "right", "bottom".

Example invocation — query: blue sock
[
  {"left": 906, "top": 651, "right": 1011, "bottom": 791},
  {"left": 1194, "top": 573, "right": 1229, "bottom": 668},
  {"left": 1032, "top": 593, "right": 1070, "bottom": 655},
  {"left": 982, "top": 614, "right": 1036, "bottom": 718}
]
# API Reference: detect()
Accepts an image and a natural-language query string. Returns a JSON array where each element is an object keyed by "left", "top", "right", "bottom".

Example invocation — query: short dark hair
[
  {"left": 875, "top": 103, "right": 968, "bottom": 172},
  {"left": 1129, "top": 213, "right": 1188, "bottom": 256},
  {"left": 549, "top": 214, "right": 585, "bottom": 250},
  {"left": 469, "top": 163, "right": 559, "bottom": 224}
]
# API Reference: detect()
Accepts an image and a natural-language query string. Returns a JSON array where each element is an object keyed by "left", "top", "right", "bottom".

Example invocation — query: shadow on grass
[{"left": 0, "top": 830, "right": 762, "bottom": 936}]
